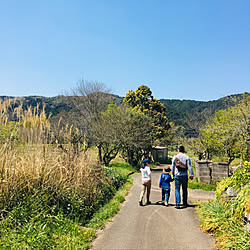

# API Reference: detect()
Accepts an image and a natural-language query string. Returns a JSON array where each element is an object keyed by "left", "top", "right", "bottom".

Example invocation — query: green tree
[
  {"left": 91, "top": 103, "right": 154, "bottom": 166},
  {"left": 123, "top": 85, "right": 170, "bottom": 140},
  {"left": 120, "top": 107, "right": 154, "bottom": 166},
  {"left": 199, "top": 92, "right": 250, "bottom": 163},
  {"left": 91, "top": 103, "right": 122, "bottom": 166}
]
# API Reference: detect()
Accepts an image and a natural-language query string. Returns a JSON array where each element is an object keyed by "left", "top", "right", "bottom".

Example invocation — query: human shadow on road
[
  {"left": 143, "top": 201, "right": 197, "bottom": 208},
  {"left": 175, "top": 204, "right": 197, "bottom": 209},
  {"left": 148, "top": 201, "right": 175, "bottom": 206},
  {"left": 151, "top": 168, "right": 164, "bottom": 172}
]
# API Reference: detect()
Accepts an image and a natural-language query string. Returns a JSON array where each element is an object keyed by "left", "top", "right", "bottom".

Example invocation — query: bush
[
  {"left": 0, "top": 200, "right": 96, "bottom": 249},
  {"left": 104, "top": 167, "right": 128, "bottom": 190},
  {"left": 216, "top": 161, "right": 250, "bottom": 197},
  {"left": 0, "top": 157, "right": 129, "bottom": 248},
  {"left": 0, "top": 101, "right": 131, "bottom": 248},
  {"left": 197, "top": 198, "right": 250, "bottom": 249},
  {"left": 197, "top": 161, "right": 250, "bottom": 249}
]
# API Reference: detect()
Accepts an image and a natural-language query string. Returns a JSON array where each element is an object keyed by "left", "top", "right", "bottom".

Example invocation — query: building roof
[{"left": 152, "top": 146, "right": 168, "bottom": 150}]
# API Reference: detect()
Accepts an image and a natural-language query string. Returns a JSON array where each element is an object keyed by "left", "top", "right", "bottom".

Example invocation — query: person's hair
[
  {"left": 178, "top": 145, "right": 185, "bottom": 153},
  {"left": 164, "top": 167, "right": 171, "bottom": 173}
]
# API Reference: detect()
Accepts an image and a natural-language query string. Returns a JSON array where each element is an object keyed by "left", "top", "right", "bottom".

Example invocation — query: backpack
[{"left": 175, "top": 157, "right": 187, "bottom": 172}]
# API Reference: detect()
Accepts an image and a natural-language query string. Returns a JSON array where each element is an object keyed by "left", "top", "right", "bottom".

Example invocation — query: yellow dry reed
[{"left": 0, "top": 99, "right": 104, "bottom": 211}]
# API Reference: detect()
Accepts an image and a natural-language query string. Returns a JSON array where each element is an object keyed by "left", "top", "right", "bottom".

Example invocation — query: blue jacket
[{"left": 159, "top": 173, "right": 174, "bottom": 188}]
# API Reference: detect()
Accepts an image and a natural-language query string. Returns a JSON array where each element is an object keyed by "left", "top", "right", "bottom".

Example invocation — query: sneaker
[
  {"left": 139, "top": 200, "right": 143, "bottom": 206},
  {"left": 145, "top": 200, "right": 151, "bottom": 205},
  {"left": 183, "top": 203, "right": 188, "bottom": 208},
  {"left": 165, "top": 202, "right": 169, "bottom": 206},
  {"left": 175, "top": 203, "right": 181, "bottom": 209}
]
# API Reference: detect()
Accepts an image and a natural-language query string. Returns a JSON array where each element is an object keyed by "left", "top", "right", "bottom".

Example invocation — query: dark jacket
[{"left": 159, "top": 173, "right": 174, "bottom": 188}]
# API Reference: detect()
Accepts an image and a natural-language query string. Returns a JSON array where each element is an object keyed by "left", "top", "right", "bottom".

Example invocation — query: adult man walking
[{"left": 172, "top": 145, "right": 194, "bottom": 208}]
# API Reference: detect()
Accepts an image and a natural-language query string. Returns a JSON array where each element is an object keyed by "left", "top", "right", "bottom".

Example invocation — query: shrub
[
  {"left": 216, "top": 161, "right": 250, "bottom": 197},
  {"left": 197, "top": 198, "right": 250, "bottom": 249},
  {"left": 0, "top": 100, "right": 131, "bottom": 248},
  {"left": 197, "top": 161, "right": 250, "bottom": 249},
  {"left": 0, "top": 197, "right": 96, "bottom": 249},
  {"left": 104, "top": 167, "right": 128, "bottom": 190}
]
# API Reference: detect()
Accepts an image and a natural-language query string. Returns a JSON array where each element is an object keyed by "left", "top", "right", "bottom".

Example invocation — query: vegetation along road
[{"left": 92, "top": 165, "right": 215, "bottom": 250}]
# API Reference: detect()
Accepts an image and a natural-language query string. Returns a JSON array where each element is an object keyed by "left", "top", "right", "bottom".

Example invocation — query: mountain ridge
[{"left": 0, "top": 93, "right": 243, "bottom": 131}]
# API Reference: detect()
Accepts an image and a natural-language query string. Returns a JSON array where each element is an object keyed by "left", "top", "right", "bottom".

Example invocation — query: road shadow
[
  {"left": 141, "top": 201, "right": 197, "bottom": 208},
  {"left": 151, "top": 168, "right": 164, "bottom": 172},
  {"left": 175, "top": 204, "right": 197, "bottom": 209},
  {"left": 144, "top": 201, "right": 176, "bottom": 206}
]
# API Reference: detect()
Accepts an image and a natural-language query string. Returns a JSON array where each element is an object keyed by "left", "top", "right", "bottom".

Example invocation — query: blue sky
[{"left": 0, "top": 0, "right": 249, "bottom": 101}]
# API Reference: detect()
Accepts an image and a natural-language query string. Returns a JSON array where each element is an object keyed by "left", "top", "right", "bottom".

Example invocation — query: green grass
[
  {"left": 196, "top": 199, "right": 250, "bottom": 249},
  {"left": 86, "top": 177, "right": 132, "bottom": 229},
  {"left": 108, "top": 162, "right": 137, "bottom": 174},
  {"left": 0, "top": 198, "right": 97, "bottom": 249},
  {"left": 188, "top": 180, "right": 216, "bottom": 191},
  {"left": 0, "top": 162, "right": 133, "bottom": 249},
  {"left": 196, "top": 161, "right": 250, "bottom": 249},
  {"left": 230, "top": 158, "right": 241, "bottom": 167}
]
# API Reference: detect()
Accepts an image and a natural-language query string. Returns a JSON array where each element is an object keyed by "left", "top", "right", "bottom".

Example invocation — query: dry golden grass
[{"left": 0, "top": 99, "right": 105, "bottom": 212}]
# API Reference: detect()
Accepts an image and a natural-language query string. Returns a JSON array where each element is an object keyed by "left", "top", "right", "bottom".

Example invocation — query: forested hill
[
  {"left": 160, "top": 96, "right": 238, "bottom": 127},
  {"left": 0, "top": 94, "right": 241, "bottom": 128},
  {"left": 0, "top": 94, "right": 123, "bottom": 117}
]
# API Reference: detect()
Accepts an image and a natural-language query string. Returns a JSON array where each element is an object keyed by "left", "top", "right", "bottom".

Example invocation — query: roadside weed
[{"left": 196, "top": 161, "right": 250, "bottom": 249}]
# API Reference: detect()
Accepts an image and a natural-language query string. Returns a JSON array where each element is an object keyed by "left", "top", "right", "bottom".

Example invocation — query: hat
[{"left": 143, "top": 158, "right": 152, "bottom": 164}]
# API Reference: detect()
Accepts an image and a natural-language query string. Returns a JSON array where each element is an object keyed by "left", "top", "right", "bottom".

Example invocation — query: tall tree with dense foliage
[
  {"left": 120, "top": 106, "right": 154, "bottom": 166},
  {"left": 91, "top": 103, "right": 154, "bottom": 166},
  {"left": 123, "top": 85, "right": 170, "bottom": 141},
  {"left": 198, "top": 92, "right": 250, "bottom": 163}
]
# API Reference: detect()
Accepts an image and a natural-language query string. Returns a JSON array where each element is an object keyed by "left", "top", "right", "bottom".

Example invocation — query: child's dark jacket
[{"left": 159, "top": 173, "right": 174, "bottom": 188}]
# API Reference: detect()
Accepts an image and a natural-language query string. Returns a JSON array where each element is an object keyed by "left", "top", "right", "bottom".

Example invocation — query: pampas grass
[{"left": 0, "top": 99, "right": 108, "bottom": 222}]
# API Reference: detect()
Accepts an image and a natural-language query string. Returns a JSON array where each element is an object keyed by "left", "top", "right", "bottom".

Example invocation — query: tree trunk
[{"left": 98, "top": 144, "right": 103, "bottom": 163}]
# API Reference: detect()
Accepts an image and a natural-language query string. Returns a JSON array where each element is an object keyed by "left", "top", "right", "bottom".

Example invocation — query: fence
[{"left": 195, "top": 160, "right": 229, "bottom": 184}]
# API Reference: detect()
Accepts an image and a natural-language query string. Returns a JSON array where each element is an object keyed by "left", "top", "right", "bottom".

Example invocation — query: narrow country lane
[{"left": 91, "top": 165, "right": 215, "bottom": 250}]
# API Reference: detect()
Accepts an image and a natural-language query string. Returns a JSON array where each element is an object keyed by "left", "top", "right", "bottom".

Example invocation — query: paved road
[{"left": 92, "top": 166, "right": 215, "bottom": 250}]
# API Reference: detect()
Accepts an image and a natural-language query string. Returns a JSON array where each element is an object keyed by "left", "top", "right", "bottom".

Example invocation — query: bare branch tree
[
  {"left": 51, "top": 80, "right": 113, "bottom": 154},
  {"left": 71, "top": 81, "right": 112, "bottom": 121},
  {"left": 184, "top": 107, "right": 215, "bottom": 138}
]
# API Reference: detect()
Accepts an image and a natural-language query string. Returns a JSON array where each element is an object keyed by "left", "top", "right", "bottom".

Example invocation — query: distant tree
[
  {"left": 198, "top": 92, "right": 250, "bottom": 163},
  {"left": 91, "top": 103, "right": 122, "bottom": 165},
  {"left": 123, "top": 85, "right": 170, "bottom": 141},
  {"left": 235, "top": 92, "right": 250, "bottom": 161},
  {"left": 51, "top": 80, "right": 112, "bottom": 154},
  {"left": 68, "top": 80, "right": 112, "bottom": 133},
  {"left": 184, "top": 107, "right": 214, "bottom": 138},
  {"left": 155, "top": 122, "right": 179, "bottom": 146},
  {"left": 71, "top": 81, "right": 111, "bottom": 120},
  {"left": 92, "top": 103, "right": 154, "bottom": 166}
]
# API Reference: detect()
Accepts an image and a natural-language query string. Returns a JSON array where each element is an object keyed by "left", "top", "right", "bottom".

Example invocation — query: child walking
[
  {"left": 139, "top": 159, "right": 152, "bottom": 206},
  {"left": 159, "top": 167, "right": 174, "bottom": 206}
]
